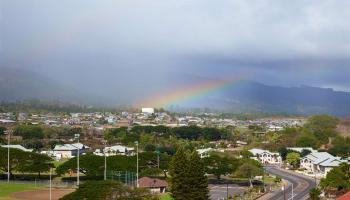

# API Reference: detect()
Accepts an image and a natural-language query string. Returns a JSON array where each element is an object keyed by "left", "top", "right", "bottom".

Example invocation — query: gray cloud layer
[{"left": 1, "top": 0, "right": 350, "bottom": 98}]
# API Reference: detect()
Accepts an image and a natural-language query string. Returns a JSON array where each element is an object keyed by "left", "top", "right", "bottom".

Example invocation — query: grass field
[
  {"left": 0, "top": 182, "right": 43, "bottom": 199},
  {"left": 159, "top": 194, "right": 172, "bottom": 200}
]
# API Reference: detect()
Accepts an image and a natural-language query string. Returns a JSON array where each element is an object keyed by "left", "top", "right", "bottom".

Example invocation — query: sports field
[{"left": 0, "top": 182, "right": 73, "bottom": 200}]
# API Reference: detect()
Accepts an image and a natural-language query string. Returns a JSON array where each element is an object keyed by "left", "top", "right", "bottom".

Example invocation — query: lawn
[
  {"left": 159, "top": 194, "right": 172, "bottom": 200},
  {"left": 0, "top": 182, "right": 43, "bottom": 198},
  {"left": 53, "top": 159, "right": 69, "bottom": 168}
]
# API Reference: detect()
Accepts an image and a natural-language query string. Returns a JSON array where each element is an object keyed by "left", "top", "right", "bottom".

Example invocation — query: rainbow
[{"left": 136, "top": 76, "right": 245, "bottom": 108}]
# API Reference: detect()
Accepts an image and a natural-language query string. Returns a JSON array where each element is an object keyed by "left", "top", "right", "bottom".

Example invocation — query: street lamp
[
  {"left": 4, "top": 130, "right": 12, "bottom": 183},
  {"left": 74, "top": 134, "right": 80, "bottom": 187},
  {"left": 49, "top": 167, "right": 52, "bottom": 200},
  {"left": 103, "top": 140, "right": 107, "bottom": 181},
  {"left": 134, "top": 141, "right": 139, "bottom": 188}
]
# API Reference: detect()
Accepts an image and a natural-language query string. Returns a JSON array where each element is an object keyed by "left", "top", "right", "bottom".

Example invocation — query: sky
[{"left": 1, "top": 0, "right": 350, "bottom": 105}]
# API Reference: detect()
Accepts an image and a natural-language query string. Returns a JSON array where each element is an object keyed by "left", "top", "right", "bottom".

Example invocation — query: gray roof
[
  {"left": 54, "top": 143, "right": 89, "bottom": 151},
  {"left": 303, "top": 152, "right": 346, "bottom": 167},
  {"left": 249, "top": 148, "right": 280, "bottom": 156},
  {"left": 1, "top": 145, "right": 33, "bottom": 152}
]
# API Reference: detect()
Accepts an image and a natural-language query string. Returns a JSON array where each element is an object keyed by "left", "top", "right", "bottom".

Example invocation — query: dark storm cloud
[{"left": 1, "top": 0, "right": 350, "bottom": 100}]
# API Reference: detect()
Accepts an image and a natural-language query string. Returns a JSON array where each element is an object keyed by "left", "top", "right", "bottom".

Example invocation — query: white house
[
  {"left": 249, "top": 148, "right": 282, "bottom": 164},
  {"left": 53, "top": 143, "right": 90, "bottom": 159},
  {"left": 196, "top": 148, "right": 213, "bottom": 158},
  {"left": 300, "top": 152, "right": 346, "bottom": 177},
  {"left": 0, "top": 145, "right": 33, "bottom": 152},
  {"left": 94, "top": 145, "right": 134, "bottom": 156},
  {"left": 0, "top": 119, "right": 16, "bottom": 125},
  {"left": 141, "top": 108, "right": 155, "bottom": 114}
]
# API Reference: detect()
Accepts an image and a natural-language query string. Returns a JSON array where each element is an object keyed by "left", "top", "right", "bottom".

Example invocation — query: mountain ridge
[{"left": 1, "top": 67, "right": 350, "bottom": 116}]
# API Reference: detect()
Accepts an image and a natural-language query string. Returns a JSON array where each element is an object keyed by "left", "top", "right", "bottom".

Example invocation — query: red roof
[
  {"left": 138, "top": 177, "right": 168, "bottom": 188},
  {"left": 337, "top": 191, "right": 350, "bottom": 200}
]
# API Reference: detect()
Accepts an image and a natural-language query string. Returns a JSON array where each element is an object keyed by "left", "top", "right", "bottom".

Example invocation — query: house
[
  {"left": 300, "top": 152, "right": 346, "bottom": 177},
  {"left": 196, "top": 148, "right": 213, "bottom": 158},
  {"left": 337, "top": 191, "right": 350, "bottom": 200},
  {"left": 249, "top": 148, "right": 282, "bottom": 164},
  {"left": 0, "top": 145, "right": 33, "bottom": 152},
  {"left": 94, "top": 145, "right": 134, "bottom": 156},
  {"left": 0, "top": 119, "right": 16, "bottom": 125},
  {"left": 138, "top": 177, "right": 168, "bottom": 193},
  {"left": 141, "top": 108, "right": 155, "bottom": 114},
  {"left": 236, "top": 140, "right": 248, "bottom": 147},
  {"left": 53, "top": 143, "right": 90, "bottom": 159}
]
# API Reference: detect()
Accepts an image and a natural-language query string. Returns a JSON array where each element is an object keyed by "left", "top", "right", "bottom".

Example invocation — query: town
[
  {"left": 1, "top": 106, "right": 350, "bottom": 200},
  {"left": 2, "top": 0, "right": 349, "bottom": 200}
]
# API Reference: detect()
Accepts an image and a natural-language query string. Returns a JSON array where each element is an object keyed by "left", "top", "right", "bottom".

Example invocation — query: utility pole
[
  {"left": 226, "top": 183, "right": 229, "bottom": 200},
  {"left": 291, "top": 183, "right": 294, "bottom": 200},
  {"left": 4, "top": 130, "right": 12, "bottom": 183},
  {"left": 103, "top": 140, "right": 107, "bottom": 181},
  {"left": 156, "top": 149, "right": 160, "bottom": 169},
  {"left": 75, "top": 134, "right": 80, "bottom": 187},
  {"left": 314, "top": 174, "right": 317, "bottom": 187},
  {"left": 135, "top": 141, "right": 139, "bottom": 188},
  {"left": 263, "top": 167, "right": 266, "bottom": 193},
  {"left": 49, "top": 167, "right": 52, "bottom": 200}
]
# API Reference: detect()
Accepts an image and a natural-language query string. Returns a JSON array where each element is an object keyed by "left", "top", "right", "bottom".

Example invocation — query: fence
[
  {"left": 106, "top": 171, "right": 136, "bottom": 187},
  {"left": 0, "top": 179, "right": 76, "bottom": 188}
]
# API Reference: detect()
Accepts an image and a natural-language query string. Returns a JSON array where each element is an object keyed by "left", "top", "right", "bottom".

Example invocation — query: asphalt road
[
  {"left": 209, "top": 184, "right": 246, "bottom": 200},
  {"left": 260, "top": 166, "right": 316, "bottom": 200}
]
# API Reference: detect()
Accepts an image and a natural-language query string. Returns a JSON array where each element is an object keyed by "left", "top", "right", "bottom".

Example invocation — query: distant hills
[
  {"left": 0, "top": 68, "right": 83, "bottom": 103},
  {"left": 214, "top": 81, "right": 350, "bottom": 116},
  {"left": 1, "top": 67, "right": 350, "bottom": 116}
]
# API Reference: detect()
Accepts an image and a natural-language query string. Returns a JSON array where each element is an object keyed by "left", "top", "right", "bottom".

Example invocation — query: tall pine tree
[
  {"left": 169, "top": 147, "right": 190, "bottom": 200},
  {"left": 188, "top": 151, "right": 209, "bottom": 200},
  {"left": 169, "top": 148, "right": 209, "bottom": 200}
]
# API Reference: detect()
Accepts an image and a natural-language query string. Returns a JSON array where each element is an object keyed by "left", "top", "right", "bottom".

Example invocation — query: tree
[
  {"left": 300, "top": 149, "right": 312, "bottom": 157},
  {"left": 240, "top": 150, "right": 253, "bottom": 159},
  {"left": 0, "top": 126, "right": 6, "bottom": 135},
  {"left": 274, "top": 176, "right": 282, "bottom": 183},
  {"left": 204, "top": 154, "right": 238, "bottom": 179},
  {"left": 13, "top": 124, "right": 44, "bottom": 140},
  {"left": 309, "top": 188, "right": 321, "bottom": 200},
  {"left": 60, "top": 180, "right": 158, "bottom": 200},
  {"left": 278, "top": 148, "right": 289, "bottom": 161},
  {"left": 56, "top": 152, "right": 171, "bottom": 178},
  {"left": 303, "top": 115, "right": 339, "bottom": 145},
  {"left": 286, "top": 152, "right": 300, "bottom": 169},
  {"left": 19, "top": 153, "right": 54, "bottom": 178},
  {"left": 320, "top": 163, "right": 350, "bottom": 195},
  {"left": 0, "top": 147, "right": 52, "bottom": 179},
  {"left": 144, "top": 144, "right": 156, "bottom": 152},
  {"left": 329, "top": 136, "right": 350, "bottom": 157},
  {"left": 187, "top": 151, "right": 209, "bottom": 200},
  {"left": 295, "top": 132, "right": 318, "bottom": 148},
  {"left": 0, "top": 147, "right": 28, "bottom": 178},
  {"left": 234, "top": 163, "right": 262, "bottom": 187},
  {"left": 168, "top": 148, "right": 190, "bottom": 199}
]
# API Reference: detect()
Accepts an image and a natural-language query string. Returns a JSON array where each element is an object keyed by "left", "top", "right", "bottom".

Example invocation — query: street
[
  {"left": 209, "top": 184, "right": 246, "bottom": 200},
  {"left": 258, "top": 166, "right": 316, "bottom": 200}
]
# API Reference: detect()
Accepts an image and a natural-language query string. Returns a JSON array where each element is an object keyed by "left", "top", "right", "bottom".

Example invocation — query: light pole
[
  {"left": 135, "top": 141, "right": 139, "bottom": 188},
  {"left": 155, "top": 149, "right": 160, "bottom": 169},
  {"left": 291, "top": 183, "right": 294, "bottom": 200},
  {"left": 103, "top": 140, "right": 107, "bottom": 181},
  {"left": 49, "top": 167, "right": 52, "bottom": 200},
  {"left": 4, "top": 130, "right": 12, "bottom": 183},
  {"left": 74, "top": 134, "right": 80, "bottom": 187}
]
